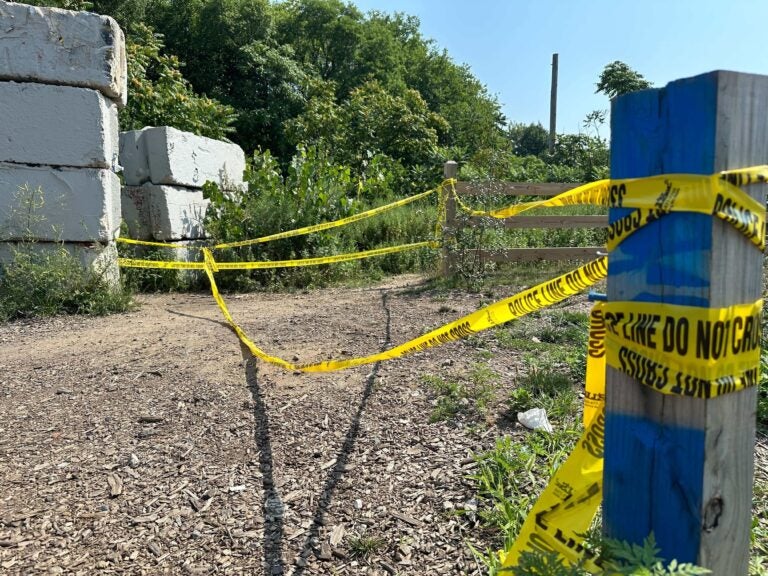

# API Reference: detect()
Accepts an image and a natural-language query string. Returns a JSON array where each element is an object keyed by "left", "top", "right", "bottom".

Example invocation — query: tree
[
  {"left": 595, "top": 61, "right": 652, "bottom": 99},
  {"left": 507, "top": 123, "right": 549, "bottom": 157},
  {"left": 120, "top": 23, "right": 236, "bottom": 139}
]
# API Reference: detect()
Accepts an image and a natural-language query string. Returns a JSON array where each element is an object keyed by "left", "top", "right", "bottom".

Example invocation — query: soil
[{"left": 0, "top": 274, "right": 764, "bottom": 575}]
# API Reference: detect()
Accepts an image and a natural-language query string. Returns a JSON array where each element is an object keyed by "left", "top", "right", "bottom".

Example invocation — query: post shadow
[{"left": 243, "top": 289, "right": 392, "bottom": 575}]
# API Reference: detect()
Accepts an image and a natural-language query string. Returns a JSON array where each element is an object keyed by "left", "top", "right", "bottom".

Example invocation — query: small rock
[
  {"left": 55, "top": 388, "right": 73, "bottom": 395},
  {"left": 353, "top": 499, "right": 363, "bottom": 510},
  {"left": 107, "top": 473, "right": 123, "bottom": 497},
  {"left": 317, "top": 541, "right": 332, "bottom": 561},
  {"left": 128, "top": 453, "right": 140, "bottom": 468}
]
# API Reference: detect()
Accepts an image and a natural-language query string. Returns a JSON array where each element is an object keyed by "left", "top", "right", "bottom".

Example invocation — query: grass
[
  {"left": 423, "top": 363, "right": 498, "bottom": 423},
  {"left": 348, "top": 534, "right": 387, "bottom": 559},
  {"left": 0, "top": 243, "right": 133, "bottom": 322}
]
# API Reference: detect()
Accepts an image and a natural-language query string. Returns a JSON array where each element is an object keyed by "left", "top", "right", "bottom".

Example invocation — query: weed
[
  {"left": 0, "top": 243, "right": 132, "bottom": 321},
  {"left": 0, "top": 185, "right": 132, "bottom": 321},
  {"left": 348, "top": 534, "right": 386, "bottom": 559},
  {"left": 423, "top": 363, "right": 498, "bottom": 423}
]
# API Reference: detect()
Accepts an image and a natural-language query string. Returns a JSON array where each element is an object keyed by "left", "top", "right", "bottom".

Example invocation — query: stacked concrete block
[
  {"left": 0, "top": 1, "right": 127, "bottom": 283},
  {"left": 119, "top": 127, "right": 245, "bottom": 244}
]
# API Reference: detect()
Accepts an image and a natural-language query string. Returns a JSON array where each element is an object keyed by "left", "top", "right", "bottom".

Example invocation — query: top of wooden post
[{"left": 443, "top": 161, "right": 458, "bottom": 179}]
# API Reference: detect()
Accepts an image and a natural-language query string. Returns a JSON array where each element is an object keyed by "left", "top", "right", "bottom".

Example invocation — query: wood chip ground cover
[{"left": 0, "top": 274, "right": 765, "bottom": 575}]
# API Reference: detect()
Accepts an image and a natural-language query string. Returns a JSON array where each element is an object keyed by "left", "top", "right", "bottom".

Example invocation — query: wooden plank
[
  {"left": 603, "top": 71, "right": 765, "bottom": 573},
  {"left": 466, "top": 215, "right": 608, "bottom": 229},
  {"left": 466, "top": 247, "right": 603, "bottom": 262},
  {"left": 455, "top": 181, "right": 582, "bottom": 197}
]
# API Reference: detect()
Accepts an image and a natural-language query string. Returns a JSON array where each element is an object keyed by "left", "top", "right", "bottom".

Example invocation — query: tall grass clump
[{"left": 0, "top": 185, "right": 132, "bottom": 322}]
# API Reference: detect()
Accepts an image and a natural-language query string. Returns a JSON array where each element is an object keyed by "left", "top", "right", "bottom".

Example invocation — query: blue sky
[{"left": 352, "top": 0, "right": 768, "bottom": 135}]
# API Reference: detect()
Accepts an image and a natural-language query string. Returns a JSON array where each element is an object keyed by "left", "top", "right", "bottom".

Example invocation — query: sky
[{"left": 352, "top": 0, "right": 768, "bottom": 136}]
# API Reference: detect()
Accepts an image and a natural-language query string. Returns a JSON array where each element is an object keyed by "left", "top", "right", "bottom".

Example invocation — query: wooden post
[
  {"left": 441, "top": 160, "right": 458, "bottom": 277},
  {"left": 603, "top": 71, "right": 767, "bottom": 573},
  {"left": 548, "top": 53, "right": 558, "bottom": 154}
]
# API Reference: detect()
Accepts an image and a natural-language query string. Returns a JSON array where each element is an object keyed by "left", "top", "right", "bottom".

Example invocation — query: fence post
[
  {"left": 603, "top": 71, "right": 767, "bottom": 573},
  {"left": 441, "top": 160, "right": 458, "bottom": 277}
]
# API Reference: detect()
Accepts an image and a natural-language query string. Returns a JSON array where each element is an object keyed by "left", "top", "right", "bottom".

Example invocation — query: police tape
[
  {"left": 583, "top": 303, "right": 606, "bottom": 428},
  {"left": 116, "top": 237, "right": 201, "bottom": 250},
  {"left": 500, "top": 413, "right": 605, "bottom": 571},
  {"left": 198, "top": 253, "right": 607, "bottom": 372},
  {"left": 602, "top": 299, "right": 763, "bottom": 399},
  {"left": 118, "top": 258, "right": 206, "bottom": 270},
  {"left": 497, "top": 305, "right": 609, "bottom": 572},
  {"left": 454, "top": 167, "right": 768, "bottom": 250},
  {"left": 118, "top": 241, "right": 439, "bottom": 271},
  {"left": 212, "top": 183, "right": 448, "bottom": 250}
]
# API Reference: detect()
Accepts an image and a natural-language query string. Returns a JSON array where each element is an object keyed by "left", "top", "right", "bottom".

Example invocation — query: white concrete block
[
  {"left": 118, "top": 129, "right": 151, "bottom": 186},
  {"left": 143, "top": 127, "right": 245, "bottom": 189},
  {"left": 0, "top": 240, "right": 119, "bottom": 286},
  {"left": 120, "top": 185, "right": 152, "bottom": 240},
  {"left": 0, "top": 162, "right": 120, "bottom": 242},
  {"left": 143, "top": 183, "right": 209, "bottom": 241},
  {"left": 0, "top": 82, "right": 119, "bottom": 170},
  {"left": 0, "top": 1, "right": 127, "bottom": 106}
]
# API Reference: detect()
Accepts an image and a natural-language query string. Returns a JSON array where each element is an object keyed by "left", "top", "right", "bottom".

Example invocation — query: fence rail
[{"left": 442, "top": 166, "right": 606, "bottom": 275}]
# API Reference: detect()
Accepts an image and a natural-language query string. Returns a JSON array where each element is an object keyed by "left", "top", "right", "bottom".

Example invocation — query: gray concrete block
[
  {"left": 0, "top": 1, "right": 127, "bottom": 106},
  {"left": 0, "top": 81, "right": 119, "bottom": 170},
  {"left": 0, "top": 162, "right": 120, "bottom": 242},
  {"left": 120, "top": 185, "right": 152, "bottom": 240},
  {"left": 119, "top": 129, "right": 151, "bottom": 186},
  {"left": 143, "top": 127, "right": 245, "bottom": 189},
  {"left": 0, "top": 241, "right": 119, "bottom": 286},
  {"left": 143, "top": 183, "right": 209, "bottom": 241}
]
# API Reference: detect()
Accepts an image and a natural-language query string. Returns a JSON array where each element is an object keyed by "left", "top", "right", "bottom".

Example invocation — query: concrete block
[
  {"left": 118, "top": 129, "right": 151, "bottom": 187},
  {"left": 0, "top": 162, "right": 120, "bottom": 242},
  {"left": 143, "top": 183, "right": 209, "bottom": 241},
  {"left": 120, "top": 185, "right": 152, "bottom": 240},
  {"left": 143, "top": 127, "right": 245, "bottom": 189},
  {"left": 0, "top": 81, "right": 119, "bottom": 170},
  {"left": 0, "top": 240, "right": 120, "bottom": 286},
  {"left": 0, "top": 1, "right": 127, "bottom": 106}
]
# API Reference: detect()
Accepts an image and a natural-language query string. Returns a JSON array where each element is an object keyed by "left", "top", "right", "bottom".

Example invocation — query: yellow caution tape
[
  {"left": 583, "top": 303, "right": 606, "bottom": 428},
  {"left": 116, "top": 237, "right": 202, "bottom": 250},
  {"left": 455, "top": 167, "right": 767, "bottom": 250},
  {"left": 213, "top": 184, "right": 447, "bottom": 250},
  {"left": 199, "top": 254, "right": 607, "bottom": 372},
  {"left": 212, "top": 241, "right": 439, "bottom": 270},
  {"left": 603, "top": 299, "right": 762, "bottom": 399},
  {"left": 500, "top": 405, "right": 605, "bottom": 570},
  {"left": 118, "top": 258, "right": 206, "bottom": 270},
  {"left": 119, "top": 242, "right": 437, "bottom": 271}
]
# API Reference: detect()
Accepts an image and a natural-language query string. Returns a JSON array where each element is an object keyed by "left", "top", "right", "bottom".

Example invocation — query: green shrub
[
  {"left": 204, "top": 145, "right": 440, "bottom": 290},
  {"left": 0, "top": 244, "right": 132, "bottom": 322}
]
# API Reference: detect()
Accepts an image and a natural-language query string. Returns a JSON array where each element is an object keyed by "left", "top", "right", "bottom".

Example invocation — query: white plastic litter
[{"left": 517, "top": 407, "right": 553, "bottom": 433}]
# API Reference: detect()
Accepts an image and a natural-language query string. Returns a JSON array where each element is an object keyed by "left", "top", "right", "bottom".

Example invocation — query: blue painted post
[{"left": 604, "top": 71, "right": 767, "bottom": 573}]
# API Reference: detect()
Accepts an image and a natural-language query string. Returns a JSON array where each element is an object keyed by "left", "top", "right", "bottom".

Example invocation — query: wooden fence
[{"left": 440, "top": 161, "right": 607, "bottom": 276}]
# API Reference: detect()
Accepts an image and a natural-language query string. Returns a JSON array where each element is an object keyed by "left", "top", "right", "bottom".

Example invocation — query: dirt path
[
  {"left": 4, "top": 275, "right": 763, "bottom": 575},
  {"left": 0, "top": 274, "right": 550, "bottom": 575}
]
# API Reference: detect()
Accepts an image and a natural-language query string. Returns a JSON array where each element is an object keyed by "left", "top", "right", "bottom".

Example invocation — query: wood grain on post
[
  {"left": 441, "top": 161, "right": 458, "bottom": 277},
  {"left": 603, "top": 71, "right": 766, "bottom": 573}
]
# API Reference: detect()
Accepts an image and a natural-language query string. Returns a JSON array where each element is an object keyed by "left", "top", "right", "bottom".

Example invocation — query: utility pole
[{"left": 548, "top": 53, "right": 558, "bottom": 154}]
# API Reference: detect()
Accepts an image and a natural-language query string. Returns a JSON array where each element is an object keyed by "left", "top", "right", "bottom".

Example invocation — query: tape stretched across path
[
  {"left": 213, "top": 186, "right": 444, "bottom": 249},
  {"left": 455, "top": 167, "right": 768, "bottom": 250},
  {"left": 202, "top": 250, "right": 607, "bottom": 373},
  {"left": 119, "top": 241, "right": 439, "bottom": 271}
]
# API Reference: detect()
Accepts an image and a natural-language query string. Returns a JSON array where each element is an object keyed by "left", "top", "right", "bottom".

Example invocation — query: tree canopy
[
  {"left": 595, "top": 60, "right": 652, "bottom": 99},
  {"left": 26, "top": 0, "right": 608, "bottom": 187}
]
